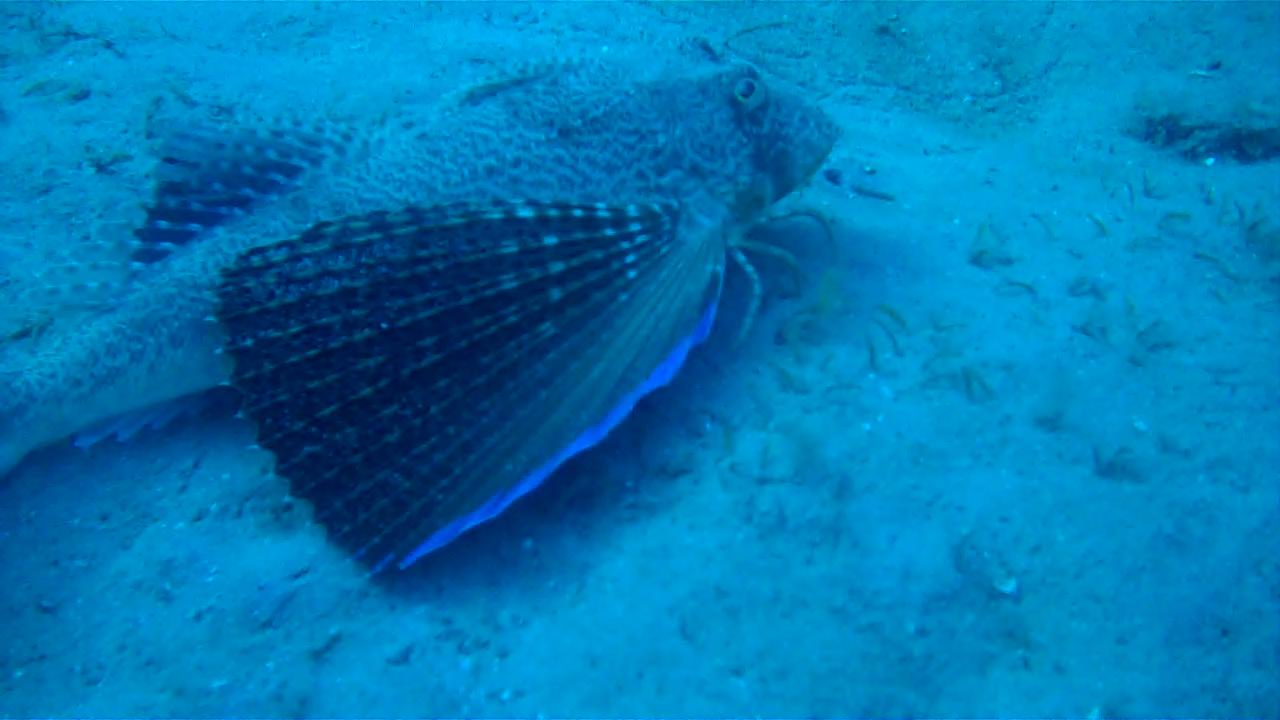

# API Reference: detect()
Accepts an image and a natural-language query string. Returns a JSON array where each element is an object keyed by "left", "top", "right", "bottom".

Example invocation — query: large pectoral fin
[{"left": 216, "top": 200, "right": 722, "bottom": 570}]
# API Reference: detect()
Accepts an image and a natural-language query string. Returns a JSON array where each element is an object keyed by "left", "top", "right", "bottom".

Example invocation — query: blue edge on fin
[{"left": 387, "top": 291, "right": 723, "bottom": 571}]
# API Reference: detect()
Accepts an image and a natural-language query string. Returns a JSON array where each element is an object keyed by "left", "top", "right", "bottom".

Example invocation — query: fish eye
[{"left": 732, "top": 75, "right": 767, "bottom": 113}]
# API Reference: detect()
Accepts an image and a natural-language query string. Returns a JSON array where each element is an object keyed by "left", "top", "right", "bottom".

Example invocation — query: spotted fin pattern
[
  {"left": 133, "top": 122, "right": 354, "bottom": 263},
  {"left": 0, "top": 60, "right": 839, "bottom": 570},
  {"left": 216, "top": 200, "right": 723, "bottom": 568}
]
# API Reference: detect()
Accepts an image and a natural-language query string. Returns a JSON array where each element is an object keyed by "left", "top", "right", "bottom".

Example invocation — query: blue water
[{"left": 1, "top": 3, "right": 1277, "bottom": 717}]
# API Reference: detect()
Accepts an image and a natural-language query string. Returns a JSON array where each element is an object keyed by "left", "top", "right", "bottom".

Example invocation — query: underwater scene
[{"left": 0, "top": 2, "right": 1277, "bottom": 717}]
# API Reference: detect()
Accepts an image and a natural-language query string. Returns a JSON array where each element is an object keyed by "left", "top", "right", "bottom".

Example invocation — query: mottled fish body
[{"left": 0, "top": 58, "right": 838, "bottom": 567}]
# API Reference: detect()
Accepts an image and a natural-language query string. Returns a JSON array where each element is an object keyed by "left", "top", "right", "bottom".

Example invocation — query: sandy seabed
[{"left": 0, "top": 3, "right": 1276, "bottom": 717}]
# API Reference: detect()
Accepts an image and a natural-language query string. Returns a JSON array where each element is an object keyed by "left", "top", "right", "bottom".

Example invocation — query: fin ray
[
  {"left": 134, "top": 121, "right": 352, "bottom": 263},
  {"left": 216, "top": 200, "right": 721, "bottom": 567}
]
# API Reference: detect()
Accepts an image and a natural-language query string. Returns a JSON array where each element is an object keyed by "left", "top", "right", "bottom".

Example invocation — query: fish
[{"left": 0, "top": 56, "right": 838, "bottom": 569}]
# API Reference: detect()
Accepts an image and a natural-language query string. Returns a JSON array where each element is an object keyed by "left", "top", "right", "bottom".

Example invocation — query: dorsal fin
[
  {"left": 132, "top": 118, "right": 356, "bottom": 264},
  {"left": 5, "top": 115, "right": 363, "bottom": 338}
]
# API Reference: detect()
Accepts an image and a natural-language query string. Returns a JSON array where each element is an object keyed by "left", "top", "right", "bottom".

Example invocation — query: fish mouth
[
  {"left": 771, "top": 110, "right": 840, "bottom": 205},
  {"left": 735, "top": 130, "right": 836, "bottom": 220},
  {"left": 740, "top": 83, "right": 840, "bottom": 218},
  {"left": 797, "top": 126, "right": 839, "bottom": 188}
]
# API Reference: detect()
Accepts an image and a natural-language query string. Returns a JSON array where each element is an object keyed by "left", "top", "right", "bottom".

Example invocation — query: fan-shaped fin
[{"left": 216, "top": 200, "right": 723, "bottom": 569}]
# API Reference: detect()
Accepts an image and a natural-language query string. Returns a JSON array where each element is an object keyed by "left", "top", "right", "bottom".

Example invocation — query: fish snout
[{"left": 765, "top": 87, "right": 841, "bottom": 204}]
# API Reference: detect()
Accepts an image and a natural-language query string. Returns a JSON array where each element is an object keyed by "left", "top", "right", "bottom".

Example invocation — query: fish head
[{"left": 666, "top": 62, "right": 840, "bottom": 223}]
